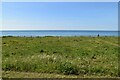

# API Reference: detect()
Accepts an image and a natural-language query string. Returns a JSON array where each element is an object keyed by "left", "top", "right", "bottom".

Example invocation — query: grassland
[{"left": 2, "top": 36, "right": 119, "bottom": 78}]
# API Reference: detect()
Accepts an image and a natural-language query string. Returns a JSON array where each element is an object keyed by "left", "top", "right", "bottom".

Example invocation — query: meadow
[{"left": 2, "top": 36, "right": 119, "bottom": 78}]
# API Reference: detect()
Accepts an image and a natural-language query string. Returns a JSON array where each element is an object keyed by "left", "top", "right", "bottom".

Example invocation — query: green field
[{"left": 2, "top": 36, "right": 119, "bottom": 78}]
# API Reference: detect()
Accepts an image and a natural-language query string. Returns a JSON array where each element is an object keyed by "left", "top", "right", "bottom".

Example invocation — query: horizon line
[{"left": 1, "top": 29, "right": 119, "bottom": 31}]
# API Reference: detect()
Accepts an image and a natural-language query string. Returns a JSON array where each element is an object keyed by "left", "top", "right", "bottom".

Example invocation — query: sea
[{"left": 0, "top": 30, "right": 119, "bottom": 37}]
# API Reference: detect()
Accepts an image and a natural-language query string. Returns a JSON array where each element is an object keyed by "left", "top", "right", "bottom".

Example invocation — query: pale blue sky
[
  {"left": 2, "top": 2, "right": 118, "bottom": 30},
  {"left": 2, "top": 0, "right": 119, "bottom": 2}
]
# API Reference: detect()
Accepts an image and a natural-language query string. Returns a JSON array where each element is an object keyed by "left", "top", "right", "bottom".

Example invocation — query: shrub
[
  {"left": 57, "top": 62, "right": 79, "bottom": 75},
  {"left": 2, "top": 36, "right": 7, "bottom": 38},
  {"left": 3, "top": 63, "right": 15, "bottom": 71}
]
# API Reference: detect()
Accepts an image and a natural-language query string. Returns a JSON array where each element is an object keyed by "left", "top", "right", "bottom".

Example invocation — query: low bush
[{"left": 57, "top": 62, "right": 79, "bottom": 75}]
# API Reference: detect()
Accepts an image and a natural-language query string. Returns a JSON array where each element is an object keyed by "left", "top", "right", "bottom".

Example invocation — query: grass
[
  {"left": 3, "top": 71, "right": 118, "bottom": 78},
  {"left": 2, "top": 36, "right": 119, "bottom": 78}
]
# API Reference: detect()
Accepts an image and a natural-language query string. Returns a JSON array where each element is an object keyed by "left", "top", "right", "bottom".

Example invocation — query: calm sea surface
[{"left": 1, "top": 30, "right": 119, "bottom": 37}]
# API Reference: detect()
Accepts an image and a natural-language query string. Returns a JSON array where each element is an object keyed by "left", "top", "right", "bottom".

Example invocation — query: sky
[
  {"left": 2, "top": 2, "right": 118, "bottom": 30},
  {"left": 2, "top": 0, "right": 120, "bottom": 2}
]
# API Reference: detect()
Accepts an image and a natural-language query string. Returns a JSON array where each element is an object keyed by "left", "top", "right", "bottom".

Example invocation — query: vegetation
[{"left": 2, "top": 36, "right": 119, "bottom": 78}]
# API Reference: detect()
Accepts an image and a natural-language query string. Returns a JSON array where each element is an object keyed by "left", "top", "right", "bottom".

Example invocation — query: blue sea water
[{"left": 1, "top": 30, "right": 119, "bottom": 37}]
